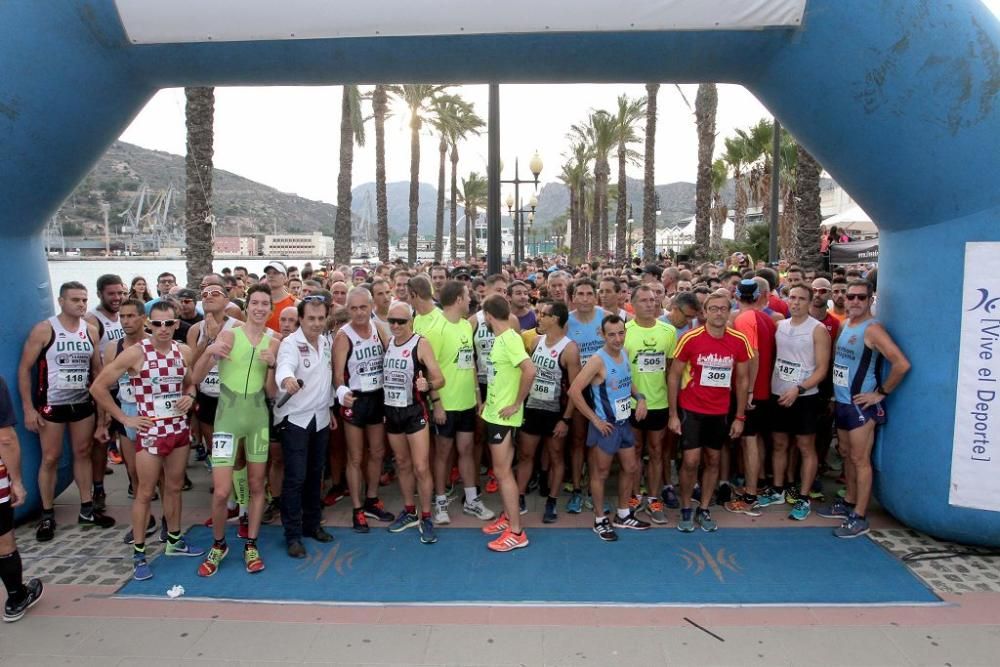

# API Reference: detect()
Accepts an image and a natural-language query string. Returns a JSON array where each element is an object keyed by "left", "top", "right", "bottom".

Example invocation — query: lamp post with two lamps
[
  {"left": 506, "top": 192, "right": 537, "bottom": 264},
  {"left": 502, "top": 152, "right": 542, "bottom": 264}
]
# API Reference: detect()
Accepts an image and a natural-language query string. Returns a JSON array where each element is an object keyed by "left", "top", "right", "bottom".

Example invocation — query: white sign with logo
[{"left": 950, "top": 242, "right": 1000, "bottom": 512}]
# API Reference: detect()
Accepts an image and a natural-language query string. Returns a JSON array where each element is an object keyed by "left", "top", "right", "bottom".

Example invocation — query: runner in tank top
[
  {"left": 18, "top": 281, "right": 113, "bottom": 543},
  {"left": 91, "top": 300, "right": 204, "bottom": 581},
  {"left": 334, "top": 286, "right": 395, "bottom": 533},
  {"left": 382, "top": 301, "right": 446, "bottom": 545},
  {"left": 516, "top": 299, "right": 579, "bottom": 524}
]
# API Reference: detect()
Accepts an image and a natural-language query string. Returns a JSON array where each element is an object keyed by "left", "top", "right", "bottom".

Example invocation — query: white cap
[{"left": 263, "top": 260, "right": 287, "bottom": 275}]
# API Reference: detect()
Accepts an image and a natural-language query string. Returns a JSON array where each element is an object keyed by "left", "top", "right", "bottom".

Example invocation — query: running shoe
[
  {"left": 182, "top": 474, "right": 193, "bottom": 492},
  {"left": 644, "top": 499, "right": 669, "bottom": 525},
  {"left": 262, "top": 498, "right": 281, "bottom": 524},
  {"left": 433, "top": 497, "right": 451, "bottom": 525},
  {"left": 627, "top": 495, "right": 643, "bottom": 513},
  {"left": 833, "top": 513, "right": 870, "bottom": 539},
  {"left": 485, "top": 470, "right": 499, "bottom": 494},
  {"left": 463, "top": 496, "right": 496, "bottom": 521},
  {"left": 449, "top": 466, "right": 461, "bottom": 486},
  {"left": 123, "top": 515, "right": 158, "bottom": 544},
  {"left": 696, "top": 509, "right": 718, "bottom": 532},
  {"left": 662, "top": 485, "right": 680, "bottom": 510},
  {"left": 287, "top": 541, "right": 306, "bottom": 559},
  {"left": 418, "top": 518, "right": 438, "bottom": 545},
  {"left": 542, "top": 497, "right": 558, "bottom": 524},
  {"left": 159, "top": 517, "right": 169, "bottom": 543},
  {"left": 612, "top": 512, "right": 651, "bottom": 531},
  {"left": 166, "top": 537, "right": 205, "bottom": 557},
  {"left": 518, "top": 495, "right": 527, "bottom": 516},
  {"left": 789, "top": 499, "right": 811, "bottom": 521},
  {"left": 487, "top": 527, "right": 528, "bottom": 552},
  {"left": 352, "top": 509, "right": 370, "bottom": 534},
  {"left": 756, "top": 488, "right": 785, "bottom": 508},
  {"left": 724, "top": 496, "right": 762, "bottom": 517},
  {"left": 322, "top": 486, "right": 346, "bottom": 507},
  {"left": 566, "top": 491, "right": 583, "bottom": 514},
  {"left": 363, "top": 499, "right": 395, "bottom": 522},
  {"left": 132, "top": 555, "right": 153, "bottom": 581},
  {"left": 194, "top": 442, "right": 208, "bottom": 462},
  {"left": 816, "top": 499, "right": 851, "bottom": 519},
  {"left": 203, "top": 506, "right": 240, "bottom": 527},
  {"left": 526, "top": 473, "right": 539, "bottom": 494},
  {"left": 563, "top": 482, "right": 574, "bottom": 494},
  {"left": 197, "top": 544, "right": 229, "bottom": 577},
  {"left": 78, "top": 510, "right": 116, "bottom": 529},
  {"left": 92, "top": 488, "right": 107, "bottom": 513},
  {"left": 716, "top": 482, "right": 733, "bottom": 505},
  {"left": 784, "top": 487, "right": 802, "bottom": 505},
  {"left": 677, "top": 508, "right": 696, "bottom": 533},
  {"left": 593, "top": 518, "right": 618, "bottom": 542},
  {"left": 35, "top": 516, "right": 55, "bottom": 542},
  {"left": 107, "top": 447, "right": 123, "bottom": 465},
  {"left": 3, "top": 578, "right": 43, "bottom": 623},
  {"left": 244, "top": 543, "right": 265, "bottom": 573},
  {"left": 388, "top": 510, "right": 419, "bottom": 533},
  {"left": 378, "top": 469, "right": 396, "bottom": 487},
  {"left": 482, "top": 513, "right": 510, "bottom": 535}
]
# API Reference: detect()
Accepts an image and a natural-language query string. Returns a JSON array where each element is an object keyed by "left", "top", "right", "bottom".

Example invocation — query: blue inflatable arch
[{"left": 3, "top": 0, "right": 999, "bottom": 544}]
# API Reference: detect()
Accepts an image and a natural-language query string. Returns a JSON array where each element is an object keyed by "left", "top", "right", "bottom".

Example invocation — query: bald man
[{"left": 278, "top": 306, "right": 299, "bottom": 339}]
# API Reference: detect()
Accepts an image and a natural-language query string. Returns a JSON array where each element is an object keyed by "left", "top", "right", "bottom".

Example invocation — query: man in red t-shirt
[
  {"left": 263, "top": 261, "right": 298, "bottom": 332},
  {"left": 668, "top": 292, "right": 752, "bottom": 533}
]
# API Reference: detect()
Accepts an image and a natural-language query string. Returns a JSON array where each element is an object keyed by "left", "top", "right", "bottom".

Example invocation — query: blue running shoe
[
  {"left": 756, "top": 488, "right": 785, "bottom": 507},
  {"left": 388, "top": 511, "right": 419, "bottom": 533},
  {"left": 662, "top": 485, "right": 680, "bottom": 510},
  {"left": 816, "top": 499, "right": 851, "bottom": 519},
  {"left": 677, "top": 508, "right": 696, "bottom": 533},
  {"left": 789, "top": 499, "right": 811, "bottom": 521},
  {"left": 833, "top": 513, "right": 870, "bottom": 538},
  {"left": 132, "top": 556, "right": 153, "bottom": 581},
  {"left": 567, "top": 491, "right": 583, "bottom": 514},
  {"left": 542, "top": 498, "right": 558, "bottom": 524},
  {"left": 418, "top": 518, "right": 437, "bottom": 544},
  {"left": 696, "top": 509, "right": 718, "bottom": 532}
]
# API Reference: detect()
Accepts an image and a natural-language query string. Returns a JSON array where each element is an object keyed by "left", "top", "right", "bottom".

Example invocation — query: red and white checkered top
[
  {"left": 0, "top": 461, "right": 9, "bottom": 505},
  {"left": 132, "top": 339, "right": 189, "bottom": 447}
]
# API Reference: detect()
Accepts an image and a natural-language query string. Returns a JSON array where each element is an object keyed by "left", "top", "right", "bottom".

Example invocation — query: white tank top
[
  {"left": 473, "top": 310, "right": 496, "bottom": 384},
  {"left": 343, "top": 322, "right": 385, "bottom": 392},
  {"left": 196, "top": 317, "right": 238, "bottom": 396},
  {"left": 383, "top": 334, "right": 425, "bottom": 408},
  {"left": 41, "top": 316, "right": 94, "bottom": 406},
  {"left": 526, "top": 334, "right": 572, "bottom": 412},
  {"left": 772, "top": 316, "right": 822, "bottom": 396},
  {"left": 90, "top": 308, "right": 124, "bottom": 347}
]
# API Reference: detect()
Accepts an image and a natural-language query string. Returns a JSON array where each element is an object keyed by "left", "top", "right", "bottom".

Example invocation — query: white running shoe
[
  {"left": 462, "top": 496, "right": 496, "bottom": 521},
  {"left": 433, "top": 498, "right": 451, "bottom": 525}
]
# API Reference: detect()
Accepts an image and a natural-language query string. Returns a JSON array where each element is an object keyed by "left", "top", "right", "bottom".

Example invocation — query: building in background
[
  {"left": 262, "top": 232, "right": 331, "bottom": 256},
  {"left": 213, "top": 235, "right": 258, "bottom": 256}
]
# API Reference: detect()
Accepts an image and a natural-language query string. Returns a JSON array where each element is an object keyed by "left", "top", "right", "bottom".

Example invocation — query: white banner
[
  {"left": 950, "top": 242, "right": 1000, "bottom": 512},
  {"left": 114, "top": 0, "right": 806, "bottom": 44}
]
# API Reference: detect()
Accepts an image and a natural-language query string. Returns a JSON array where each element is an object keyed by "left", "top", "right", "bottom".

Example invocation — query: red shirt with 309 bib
[
  {"left": 131, "top": 340, "right": 190, "bottom": 455},
  {"left": 674, "top": 326, "right": 753, "bottom": 416}
]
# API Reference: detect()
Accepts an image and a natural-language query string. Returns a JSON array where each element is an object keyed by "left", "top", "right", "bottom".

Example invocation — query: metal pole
[
  {"left": 487, "top": 83, "right": 501, "bottom": 274},
  {"left": 769, "top": 117, "right": 781, "bottom": 263},
  {"left": 513, "top": 159, "right": 520, "bottom": 265}
]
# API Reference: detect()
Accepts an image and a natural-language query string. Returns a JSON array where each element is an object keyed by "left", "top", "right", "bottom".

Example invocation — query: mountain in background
[{"left": 350, "top": 181, "right": 439, "bottom": 238}]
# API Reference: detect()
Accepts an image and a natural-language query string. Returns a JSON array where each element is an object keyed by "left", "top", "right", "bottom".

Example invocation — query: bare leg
[
  {"left": 68, "top": 416, "right": 97, "bottom": 504},
  {"left": 388, "top": 432, "right": 416, "bottom": 506},
  {"left": 407, "top": 427, "right": 433, "bottom": 515},
  {"left": 491, "top": 434, "right": 521, "bottom": 532},
  {"left": 245, "top": 461, "right": 268, "bottom": 539},
  {"left": 364, "top": 424, "right": 386, "bottom": 501},
  {"left": 588, "top": 447, "right": 612, "bottom": 520},
  {"left": 160, "top": 445, "right": 189, "bottom": 532}
]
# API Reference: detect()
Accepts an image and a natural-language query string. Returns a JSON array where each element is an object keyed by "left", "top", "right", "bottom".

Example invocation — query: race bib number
[
  {"left": 57, "top": 369, "right": 88, "bottom": 390},
  {"left": 637, "top": 352, "right": 666, "bottom": 373},
  {"left": 202, "top": 370, "right": 220, "bottom": 389},
  {"left": 775, "top": 359, "right": 802, "bottom": 384},
  {"left": 212, "top": 432, "right": 234, "bottom": 460},
  {"left": 701, "top": 365, "right": 732, "bottom": 388},
  {"left": 385, "top": 387, "right": 407, "bottom": 407},
  {"left": 457, "top": 348, "right": 474, "bottom": 370},
  {"left": 359, "top": 371, "right": 383, "bottom": 391},
  {"left": 117, "top": 374, "right": 134, "bottom": 402},
  {"left": 833, "top": 363, "right": 849, "bottom": 388},
  {"left": 153, "top": 392, "right": 183, "bottom": 419},
  {"left": 614, "top": 396, "right": 631, "bottom": 421},
  {"left": 530, "top": 377, "right": 556, "bottom": 401}
]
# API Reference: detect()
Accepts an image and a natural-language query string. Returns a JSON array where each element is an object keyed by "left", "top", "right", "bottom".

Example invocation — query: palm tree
[
  {"left": 610, "top": 94, "right": 646, "bottom": 264},
  {"left": 710, "top": 158, "right": 728, "bottom": 251},
  {"left": 794, "top": 144, "right": 823, "bottom": 269},
  {"left": 776, "top": 134, "right": 799, "bottom": 261},
  {"left": 184, "top": 87, "right": 214, "bottom": 287},
  {"left": 370, "top": 85, "right": 391, "bottom": 262},
  {"left": 642, "top": 83, "right": 659, "bottom": 261},
  {"left": 694, "top": 83, "right": 718, "bottom": 259},
  {"left": 560, "top": 142, "right": 593, "bottom": 264},
  {"left": 737, "top": 119, "right": 775, "bottom": 222},
  {"left": 570, "top": 110, "right": 616, "bottom": 257},
  {"left": 458, "top": 172, "right": 488, "bottom": 260},
  {"left": 722, "top": 134, "right": 751, "bottom": 242},
  {"left": 430, "top": 95, "right": 483, "bottom": 262},
  {"left": 334, "top": 85, "right": 366, "bottom": 266},
  {"left": 387, "top": 84, "right": 450, "bottom": 264}
]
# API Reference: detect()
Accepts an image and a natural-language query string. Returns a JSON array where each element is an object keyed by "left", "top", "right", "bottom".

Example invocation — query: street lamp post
[
  {"left": 502, "top": 152, "right": 542, "bottom": 265},
  {"left": 506, "top": 193, "right": 537, "bottom": 264}
]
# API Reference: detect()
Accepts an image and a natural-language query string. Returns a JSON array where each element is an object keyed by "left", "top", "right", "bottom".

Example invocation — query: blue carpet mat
[{"left": 117, "top": 525, "right": 940, "bottom": 605}]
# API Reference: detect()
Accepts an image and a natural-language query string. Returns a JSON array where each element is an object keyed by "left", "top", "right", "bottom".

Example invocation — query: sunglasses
[
  {"left": 149, "top": 319, "right": 177, "bottom": 328},
  {"left": 302, "top": 294, "right": 328, "bottom": 303},
  {"left": 813, "top": 288, "right": 830, "bottom": 293},
  {"left": 387, "top": 317, "right": 410, "bottom": 325},
  {"left": 201, "top": 288, "right": 226, "bottom": 298},
  {"left": 845, "top": 293, "right": 868, "bottom": 301}
]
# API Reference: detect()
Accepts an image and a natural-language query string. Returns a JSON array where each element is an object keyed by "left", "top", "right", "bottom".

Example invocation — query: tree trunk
[
  {"left": 794, "top": 144, "right": 823, "bottom": 270},
  {"left": 614, "top": 143, "right": 628, "bottom": 264},
  {"left": 334, "top": 87, "right": 354, "bottom": 266},
  {"left": 780, "top": 186, "right": 798, "bottom": 261},
  {"left": 434, "top": 134, "right": 447, "bottom": 263},
  {"left": 733, "top": 171, "right": 749, "bottom": 242},
  {"left": 373, "top": 85, "right": 390, "bottom": 263},
  {"left": 643, "top": 83, "right": 659, "bottom": 261},
  {"left": 694, "top": 83, "right": 717, "bottom": 260},
  {"left": 710, "top": 195, "right": 726, "bottom": 252},
  {"left": 450, "top": 146, "right": 459, "bottom": 261},
  {"left": 465, "top": 203, "right": 473, "bottom": 261},
  {"left": 568, "top": 185, "right": 578, "bottom": 264},
  {"left": 407, "top": 114, "right": 421, "bottom": 266},
  {"left": 184, "top": 87, "right": 214, "bottom": 287}
]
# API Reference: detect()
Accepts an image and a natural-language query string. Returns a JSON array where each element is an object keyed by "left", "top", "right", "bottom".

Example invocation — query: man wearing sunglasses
[
  {"left": 820, "top": 280, "right": 910, "bottom": 538},
  {"left": 91, "top": 301, "right": 204, "bottom": 581}
]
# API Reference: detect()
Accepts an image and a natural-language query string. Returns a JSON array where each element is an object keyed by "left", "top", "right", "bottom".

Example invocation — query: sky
[{"left": 119, "top": 1, "right": 1000, "bottom": 208}]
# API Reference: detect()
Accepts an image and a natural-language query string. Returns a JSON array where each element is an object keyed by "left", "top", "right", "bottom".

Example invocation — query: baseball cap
[
  {"left": 737, "top": 279, "right": 760, "bottom": 302},
  {"left": 263, "top": 260, "right": 287, "bottom": 275},
  {"left": 352, "top": 268, "right": 368, "bottom": 279},
  {"left": 176, "top": 288, "right": 198, "bottom": 301}
]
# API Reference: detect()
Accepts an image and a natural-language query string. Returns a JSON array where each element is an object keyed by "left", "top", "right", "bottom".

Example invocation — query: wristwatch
[{"left": 560, "top": 416, "right": 571, "bottom": 424}]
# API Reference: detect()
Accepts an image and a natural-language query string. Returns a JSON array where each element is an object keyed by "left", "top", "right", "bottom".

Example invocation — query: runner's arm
[
  {"left": 866, "top": 323, "right": 911, "bottom": 395},
  {"left": 561, "top": 342, "right": 581, "bottom": 419},
  {"left": 667, "top": 357, "right": 684, "bottom": 420},
  {"left": 17, "top": 322, "right": 49, "bottom": 428},
  {"left": 800, "top": 324, "right": 831, "bottom": 391},
  {"left": 567, "top": 354, "right": 606, "bottom": 427},
  {"left": 332, "top": 330, "right": 349, "bottom": 389},
  {"left": 189, "top": 328, "right": 233, "bottom": 386},
  {"left": 417, "top": 337, "right": 445, "bottom": 395},
  {"left": 89, "top": 345, "right": 143, "bottom": 425}
]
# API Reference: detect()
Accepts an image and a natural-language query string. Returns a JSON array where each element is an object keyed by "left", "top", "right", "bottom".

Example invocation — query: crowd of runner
[{"left": 0, "top": 252, "right": 909, "bottom": 619}]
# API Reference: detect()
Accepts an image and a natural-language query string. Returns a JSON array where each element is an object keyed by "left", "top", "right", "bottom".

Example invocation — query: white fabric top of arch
[{"left": 114, "top": 0, "right": 806, "bottom": 44}]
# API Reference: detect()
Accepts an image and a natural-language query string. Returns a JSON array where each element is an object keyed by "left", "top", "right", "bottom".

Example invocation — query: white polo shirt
[{"left": 274, "top": 328, "right": 332, "bottom": 430}]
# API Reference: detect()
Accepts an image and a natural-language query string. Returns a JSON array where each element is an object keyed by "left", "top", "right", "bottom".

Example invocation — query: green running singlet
[
  {"left": 624, "top": 319, "right": 677, "bottom": 411},
  {"left": 212, "top": 327, "right": 273, "bottom": 466}
]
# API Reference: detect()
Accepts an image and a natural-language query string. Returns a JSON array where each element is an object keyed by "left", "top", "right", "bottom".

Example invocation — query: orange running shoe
[
  {"left": 449, "top": 466, "right": 461, "bottom": 485},
  {"left": 107, "top": 447, "right": 123, "bottom": 465},
  {"left": 487, "top": 527, "right": 529, "bottom": 552},
  {"left": 485, "top": 470, "right": 499, "bottom": 494},
  {"left": 482, "top": 512, "right": 509, "bottom": 535},
  {"left": 197, "top": 543, "right": 229, "bottom": 577}
]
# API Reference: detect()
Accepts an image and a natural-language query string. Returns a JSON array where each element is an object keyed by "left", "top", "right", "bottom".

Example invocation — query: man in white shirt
[{"left": 274, "top": 297, "right": 336, "bottom": 558}]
